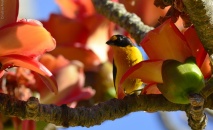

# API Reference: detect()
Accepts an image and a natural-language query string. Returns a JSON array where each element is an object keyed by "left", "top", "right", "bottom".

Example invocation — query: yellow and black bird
[{"left": 106, "top": 35, "right": 143, "bottom": 99}]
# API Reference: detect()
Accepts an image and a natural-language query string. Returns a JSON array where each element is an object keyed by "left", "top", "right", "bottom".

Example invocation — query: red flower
[{"left": 120, "top": 19, "right": 210, "bottom": 94}]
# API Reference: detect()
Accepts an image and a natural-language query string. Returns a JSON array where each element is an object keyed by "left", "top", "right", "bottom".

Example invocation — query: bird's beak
[{"left": 106, "top": 40, "right": 114, "bottom": 45}]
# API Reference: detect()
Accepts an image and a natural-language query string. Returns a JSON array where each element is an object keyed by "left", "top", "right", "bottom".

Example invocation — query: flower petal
[
  {"left": 39, "top": 54, "right": 70, "bottom": 73},
  {"left": 184, "top": 26, "right": 211, "bottom": 78},
  {"left": 85, "top": 15, "right": 112, "bottom": 62},
  {"left": 0, "top": 54, "right": 58, "bottom": 94},
  {"left": 55, "top": 0, "right": 95, "bottom": 19},
  {"left": 0, "top": 21, "right": 56, "bottom": 57},
  {"left": 200, "top": 54, "right": 211, "bottom": 78},
  {"left": 22, "top": 120, "right": 36, "bottom": 130},
  {"left": 119, "top": 0, "right": 169, "bottom": 26},
  {"left": 183, "top": 26, "right": 208, "bottom": 66},
  {"left": 56, "top": 86, "right": 96, "bottom": 105},
  {"left": 184, "top": 26, "right": 205, "bottom": 57},
  {"left": 120, "top": 60, "right": 164, "bottom": 88},
  {"left": 42, "top": 14, "right": 89, "bottom": 45},
  {"left": 0, "top": 0, "right": 18, "bottom": 28},
  {"left": 141, "top": 19, "right": 191, "bottom": 62},
  {"left": 40, "top": 61, "right": 95, "bottom": 105},
  {"left": 50, "top": 45, "right": 101, "bottom": 71}
]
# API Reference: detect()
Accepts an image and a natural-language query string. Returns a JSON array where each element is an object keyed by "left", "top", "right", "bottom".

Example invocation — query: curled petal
[
  {"left": 0, "top": 21, "right": 56, "bottom": 57},
  {"left": 141, "top": 19, "right": 191, "bottom": 62},
  {"left": 0, "top": 0, "right": 18, "bottom": 28},
  {"left": 0, "top": 54, "right": 58, "bottom": 94},
  {"left": 119, "top": 60, "right": 164, "bottom": 89}
]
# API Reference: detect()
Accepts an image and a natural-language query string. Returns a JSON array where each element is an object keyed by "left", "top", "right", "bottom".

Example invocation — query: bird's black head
[{"left": 106, "top": 35, "right": 134, "bottom": 47}]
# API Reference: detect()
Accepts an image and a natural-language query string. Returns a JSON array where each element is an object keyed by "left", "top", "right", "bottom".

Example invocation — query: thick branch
[
  {"left": 91, "top": 0, "right": 154, "bottom": 43},
  {"left": 183, "top": 0, "right": 213, "bottom": 55},
  {"left": 1, "top": 93, "right": 213, "bottom": 127}
]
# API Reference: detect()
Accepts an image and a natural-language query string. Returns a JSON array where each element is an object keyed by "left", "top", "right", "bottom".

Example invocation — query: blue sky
[{"left": 18, "top": 1, "right": 213, "bottom": 130}]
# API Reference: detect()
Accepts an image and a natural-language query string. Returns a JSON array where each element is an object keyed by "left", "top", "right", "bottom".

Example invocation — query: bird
[{"left": 106, "top": 35, "right": 143, "bottom": 99}]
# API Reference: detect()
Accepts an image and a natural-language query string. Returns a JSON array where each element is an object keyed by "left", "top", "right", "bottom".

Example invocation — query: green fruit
[{"left": 157, "top": 57, "right": 205, "bottom": 104}]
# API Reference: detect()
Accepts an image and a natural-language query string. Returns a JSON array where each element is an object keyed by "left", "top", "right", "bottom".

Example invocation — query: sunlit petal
[
  {"left": 120, "top": 60, "right": 164, "bottom": 88},
  {"left": 85, "top": 15, "right": 112, "bottom": 62},
  {"left": 0, "top": 21, "right": 56, "bottom": 57},
  {"left": 0, "top": 54, "right": 58, "bottom": 94},
  {"left": 141, "top": 19, "right": 191, "bottom": 62}
]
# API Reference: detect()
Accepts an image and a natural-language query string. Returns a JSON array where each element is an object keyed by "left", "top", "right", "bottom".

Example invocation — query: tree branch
[
  {"left": 1, "top": 93, "right": 213, "bottom": 127},
  {"left": 91, "top": 0, "right": 154, "bottom": 43},
  {"left": 182, "top": 0, "right": 213, "bottom": 55},
  {"left": 187, "top": 94, "right": 207, "bottom": 130}
]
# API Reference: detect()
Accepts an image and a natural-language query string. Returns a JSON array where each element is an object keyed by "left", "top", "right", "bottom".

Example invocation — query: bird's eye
[{"left": 110, "top": 35, "right": 117, "bottom": 41}]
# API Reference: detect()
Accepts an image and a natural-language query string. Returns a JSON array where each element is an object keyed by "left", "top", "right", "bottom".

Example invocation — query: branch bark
[
  {"left": 182, "top": 0, "right": 213, "bottom": 55},
  {"left": 1, "top": 93, "right": 213, "bottom": 127}
]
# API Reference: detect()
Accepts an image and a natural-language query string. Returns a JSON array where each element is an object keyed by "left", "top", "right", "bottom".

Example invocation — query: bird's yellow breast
[{"left": 112, "top": 45, "right": 143, "bottom": 94}]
